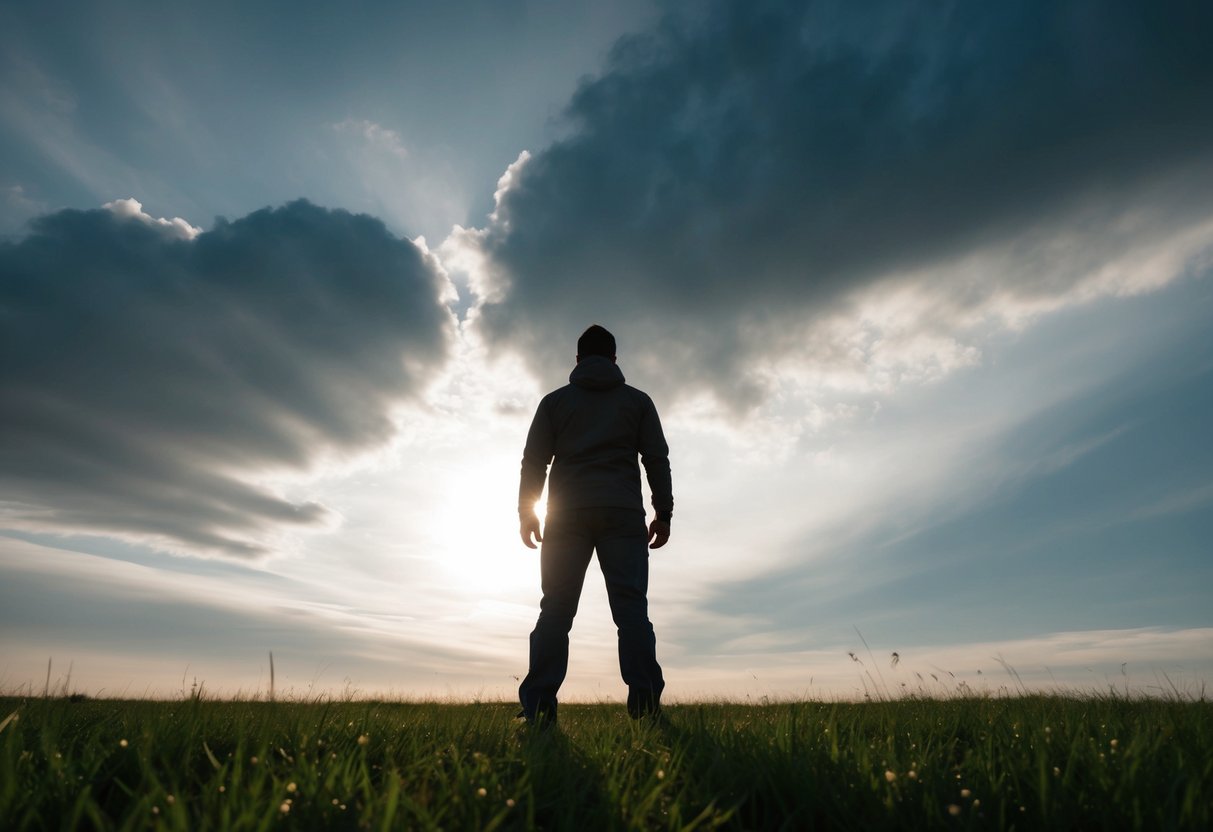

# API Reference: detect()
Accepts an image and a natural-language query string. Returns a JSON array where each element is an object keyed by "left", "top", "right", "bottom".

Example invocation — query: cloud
[
  {"left": 0, "top": 537, "right": 510, "bottom": 697},
  {"left": 0, "top": 199, "right": 454, "bottom": 558},
  {"left": 333, "top": 118, "right": 409, "bottom": 159},
  {"left": 102, "top": 197, "right": 201, "bottom": 240},
  {"left": 464, "top": 0, "right": 1213, "bottom": 409},
  {"left": 5, "top": 532, "right": 1207, "bottom": 698}
]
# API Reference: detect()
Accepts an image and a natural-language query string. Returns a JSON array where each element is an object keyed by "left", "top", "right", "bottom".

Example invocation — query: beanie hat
[{"left": 577, "top": 324, "right": 616, "bottom": 359}]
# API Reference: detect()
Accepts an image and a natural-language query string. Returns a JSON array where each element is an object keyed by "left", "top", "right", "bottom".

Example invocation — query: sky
[{"left": 2, "top": 0, "right": 1211, "bottom": 702}]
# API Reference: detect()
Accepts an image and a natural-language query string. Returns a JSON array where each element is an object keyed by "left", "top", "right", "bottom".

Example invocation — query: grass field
[{"left": 1, "top": 694, "right": 1210, "bottom": 830}]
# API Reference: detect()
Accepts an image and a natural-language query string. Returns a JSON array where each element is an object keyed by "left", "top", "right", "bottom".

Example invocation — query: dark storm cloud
[
  {"left": 0, "top": 200, "right": 453, "bottom": 557},
  {"left": 475, "top": 0, "right": 1213, "bottom": 401}
]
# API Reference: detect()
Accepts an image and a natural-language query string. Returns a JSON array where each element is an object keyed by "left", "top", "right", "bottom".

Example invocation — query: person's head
[{"left": 576, "top": 324, "right": 616, "bottom": 363}]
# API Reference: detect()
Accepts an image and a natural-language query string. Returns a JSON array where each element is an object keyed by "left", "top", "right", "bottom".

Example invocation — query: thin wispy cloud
[{"left": 332, "top": 118, "right": 409, "bottom": 159}]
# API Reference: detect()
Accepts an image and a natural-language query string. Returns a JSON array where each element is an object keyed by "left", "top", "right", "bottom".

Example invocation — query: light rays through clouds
[{"left": 1, "top": 0, "right": 1212, "bottom": 699}]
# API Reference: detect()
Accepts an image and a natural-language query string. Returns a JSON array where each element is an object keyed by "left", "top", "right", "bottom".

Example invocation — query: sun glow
[{"left": 429, "top": 460, "right": 538, "bottom": 594}]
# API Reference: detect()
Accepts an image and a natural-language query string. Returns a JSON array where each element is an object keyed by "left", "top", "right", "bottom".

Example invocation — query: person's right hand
[
  {"left": 648, "top": 519, "right": 670, "bottom": 549},
  {"left": 520, "top": 513, "right": 543, "bottom": 549}
]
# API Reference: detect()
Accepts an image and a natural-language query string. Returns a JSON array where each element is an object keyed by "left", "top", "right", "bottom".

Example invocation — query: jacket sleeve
[
  {"left": 638, "top": 396, "right": 673, "bottom": 516},
  {"left": 518, "top": 398, "right": 555, "bottom": 515}
]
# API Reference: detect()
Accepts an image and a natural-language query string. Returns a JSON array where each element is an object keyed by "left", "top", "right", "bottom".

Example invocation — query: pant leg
[
  {"left": 594, "top": 507, "right": 665, "bottom": 716},
  {"left": 518, "top": 510, "right": 594, "bottom": 719}
]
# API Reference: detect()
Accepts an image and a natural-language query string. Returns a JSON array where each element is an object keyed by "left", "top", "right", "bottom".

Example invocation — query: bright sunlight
[{"left": 429, "top": 456, "right": 541, "bottom": 593}]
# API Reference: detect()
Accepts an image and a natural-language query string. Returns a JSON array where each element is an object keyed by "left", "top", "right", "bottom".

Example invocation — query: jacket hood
[{"left": 569, "top": 355, "right": 625, "bottom": 391}]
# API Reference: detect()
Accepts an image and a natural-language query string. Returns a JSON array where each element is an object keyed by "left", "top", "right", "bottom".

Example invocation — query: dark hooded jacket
[{"left": 519, "top": 355, "right": 673, "bottom": 517}]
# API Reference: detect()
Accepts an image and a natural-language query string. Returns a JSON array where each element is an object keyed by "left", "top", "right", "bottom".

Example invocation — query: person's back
[
  {"left": 522, "top": 354, "right": 671, "bottom": 516},
  {"left": 517, "top": 325, "right": 673, "bottom": 726}
]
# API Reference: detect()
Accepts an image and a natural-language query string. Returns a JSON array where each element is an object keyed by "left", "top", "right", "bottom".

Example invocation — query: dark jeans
[{"left": 518, "top": 507, "right": 665, "bottom": 720}]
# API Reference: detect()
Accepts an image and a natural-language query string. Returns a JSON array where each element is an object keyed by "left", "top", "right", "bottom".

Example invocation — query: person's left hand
[
  {"left": 520, "top": 513, "right": 543, "bottom": 549},
  {"left": 648, "top": 519, "right": 670, "bottom": 549}
]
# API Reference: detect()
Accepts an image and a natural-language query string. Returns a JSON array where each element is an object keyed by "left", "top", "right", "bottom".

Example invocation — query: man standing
[{"left": 517, "top": 324, "right": 673, "bottom": 726}]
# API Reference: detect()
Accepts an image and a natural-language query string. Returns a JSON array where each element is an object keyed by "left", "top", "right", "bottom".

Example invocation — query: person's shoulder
[
  {"left": 540, "top": 383, "right": 577, "bottom": 406},
  {"left": 622, "top": 384, "right": 658, "bottom": 407}
]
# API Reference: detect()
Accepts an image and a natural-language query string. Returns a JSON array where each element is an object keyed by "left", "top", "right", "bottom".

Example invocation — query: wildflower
[
  {"left": 1053, "top": 766, "right": 1061, "bottom": 777},
  {"left": 973, "top": 799, "right": 981, "bottom": 808},
  {"left": 119, "top": 739, "right": 128, "bottom": 748},
  {"left": 287, "top": 782, "right": 297, "bottom": 793},
  {"left": 947, "top": 804, "right": 961, "bottom": 816},
  {"left": 357, "top": 734, "right": 370, "bottom": 746},
  {"left": 960, "top": 789, "right": 971, "bottom": 798},
  {"left": 477, "top": 788, "right": 487, "bottom": 797},
  {"left": 166, "top": 795, "right": 175, "bottom": 805},
  {"left": 1110, "top": 738, "right": 1118, "bottom": 748},
  {"left": 332, "top": 799, "right": 339, "bottom": 806},
  {"left": 885, "top": 770, "right": 897, "bottom": 783},
  {"left": 152, "top": 806, "right": 160, "bottom": 815},
  {"left": 657, "top": 770, "right": 665, "bottom": 780},
  {"left": 506, "top": 799, "right": 516, "bottom": 808},
  {"left": 218, "top": 786, "right": 226, "bottom": 793},
  {"left": 250, "top": 756, "right": 259, "bottom": 765},
  {"left": 280, "top": 802, "right": 291, "bottom": 814},
  {"left": 908, "top": 770, "right": 918, "bottom": 780}
]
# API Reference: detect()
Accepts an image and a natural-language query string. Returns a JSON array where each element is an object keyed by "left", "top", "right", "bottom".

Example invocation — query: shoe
[
  {"left": 516, "top": 707, "right": 558, "bottom": 733},
  {"left": 632, "top": 709, "right": 670, "bottom": 730},
  {"left": 627, "top": 689, "right": 663, "bottom": 720}
]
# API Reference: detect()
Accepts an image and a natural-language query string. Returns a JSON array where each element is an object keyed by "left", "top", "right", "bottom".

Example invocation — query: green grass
[{"left": 1, "top": 694, "right": 1210, "bottom": 830}]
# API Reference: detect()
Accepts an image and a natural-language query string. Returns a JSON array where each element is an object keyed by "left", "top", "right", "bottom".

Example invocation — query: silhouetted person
[{"left": 517, "top": 324, "right": 673, "bottom": 726}]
